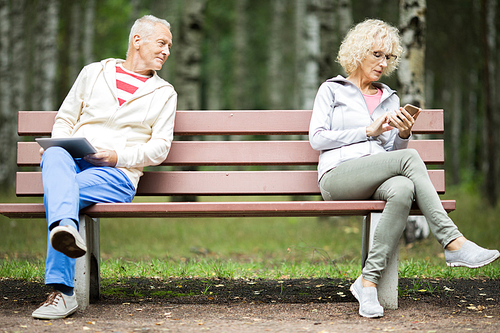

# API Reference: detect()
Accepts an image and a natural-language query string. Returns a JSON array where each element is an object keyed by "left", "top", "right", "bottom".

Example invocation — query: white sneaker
[
  {"left": 32, "top": 291, "right": 78, "bottom": 320},
  {"left": 350, "top": 275, "right": 384, "bottom": 318},
  {"left": 50, "top": 225, "right": 87, "bottom": 258},
  {"left": 445, "top": 240, "right": 500, "bottom": 268}
]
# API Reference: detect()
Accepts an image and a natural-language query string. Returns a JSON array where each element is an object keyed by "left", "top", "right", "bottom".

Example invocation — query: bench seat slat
[
  {"left": 18, "top": 110, "right": 444, "bottom": 136},
  {"left": 16, "top": 169, "right": 447, "bottom": 196},
  {"left": 17, "top": 140, "right": 444, "bottom": 166},
  {"left": 0, "top": 200, "right": 457, "bottom": 219}
]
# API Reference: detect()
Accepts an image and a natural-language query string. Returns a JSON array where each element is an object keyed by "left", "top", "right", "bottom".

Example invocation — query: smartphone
[{"left": 389, "top": 104, "right": 420, "bottom": 127}]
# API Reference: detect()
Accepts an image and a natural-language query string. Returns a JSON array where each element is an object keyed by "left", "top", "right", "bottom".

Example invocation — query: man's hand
[{"left": 84, "top": 149, "right": 118, "bottom": 167}]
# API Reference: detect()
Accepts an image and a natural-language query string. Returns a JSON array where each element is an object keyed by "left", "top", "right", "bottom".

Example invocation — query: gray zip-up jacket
[{"left": 309, "top": 75, "right": 410, "bottom": 181}]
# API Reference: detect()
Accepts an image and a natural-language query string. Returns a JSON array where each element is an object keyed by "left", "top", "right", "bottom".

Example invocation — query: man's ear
[{"left": 132, "top": 34, "right": 141, "bottom": 50}]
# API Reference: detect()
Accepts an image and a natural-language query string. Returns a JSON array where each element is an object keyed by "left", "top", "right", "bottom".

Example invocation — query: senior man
[{"left": 33, "top": 15, "right": 177, "bottom": 320}]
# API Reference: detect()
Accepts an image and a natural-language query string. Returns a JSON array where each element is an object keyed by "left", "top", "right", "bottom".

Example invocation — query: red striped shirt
[{"left": 116, "top": 65, "right": 150, "bottom": 106}]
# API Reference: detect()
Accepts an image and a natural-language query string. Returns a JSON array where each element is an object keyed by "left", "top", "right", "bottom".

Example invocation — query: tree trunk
[
  {"left": 481, "top": 0, "right": 498, "bottom": 206},
  {"left": 466, "top": 71, "right": 478, "bottom": 175},
  {"left": 0, "top": 0, "right": 15, "bottom": 186},
  {"left": 318, "top": 0, "right": 353, "bottom": 81},
  {"left": 34, "top": 0, "right": 60, "bottom": 112},
  {"left": 318, "top": 0, "right": 336, "bottom": 83},
  {"left": 175, "top": 0, "right": 206, "bottom": 111},
  {"left": 11, "top": 0, "right": 26, "bottom": 113},
  {"left": 296, "top": 0, "right": 320, "bottom": 110},
  {"left": 69, "top": 1, "right": 82, "bottom": 82},
  {"left": 154, "top": 0, "right": 179, "bottom": 82},
  {"left": 398, "top": 0, "right": 426, "bottom": 108},
  {"left": 83, "top": 0, "right": 96, "bottom": 65},
  {"left": 268, "top": 0, "right": 287, "bottom": 110},
  {"left": 233, "top": 0, "right": 249, "bottom": 109},
  {"left": 0, "top": 0, "right": 11, "bottom": 117},
  {"left": 451, "top": 75, "right": 462, "bottom": 185},
  {"left": 336, "top": 0, "right": 353, "bottom": 37}
]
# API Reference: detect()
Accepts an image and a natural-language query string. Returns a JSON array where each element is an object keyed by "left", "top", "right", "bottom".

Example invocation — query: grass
[
  {"left": 1, "top": 185, "right": 500, "bottom": 281},
  {"left": 2, "top": 256, "right": 500, "bottom": 283}
]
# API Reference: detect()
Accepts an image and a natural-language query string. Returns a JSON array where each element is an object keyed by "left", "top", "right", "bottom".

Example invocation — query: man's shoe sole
[{"left": 50, "top": 226, "right": 87, "bottom": 258}]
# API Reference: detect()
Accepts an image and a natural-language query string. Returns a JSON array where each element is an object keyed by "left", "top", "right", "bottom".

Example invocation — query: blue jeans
[
  {"left": 319, "top": 149, "right": 463, "bottom": 284},
  {"left": 41, "top": 147, "right": 136, "bottom": 287}
]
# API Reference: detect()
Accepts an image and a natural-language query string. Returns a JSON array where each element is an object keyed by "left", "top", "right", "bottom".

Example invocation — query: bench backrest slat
[
  {"left": 18, "top": 110, "right": 444, "bottom": 136},
  {"left": 16, "top": 169, "right": 446, "bottom": 196},
  {"left": 17, "top": 139, "right": 444, "bottom": 166}
]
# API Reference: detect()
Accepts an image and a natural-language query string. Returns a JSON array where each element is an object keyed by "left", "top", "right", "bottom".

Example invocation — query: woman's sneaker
[
  {"left": 350, "top": 275, "right": 384, "bottom": 318},
  {"left": 32, "top": 291, "right": 78, "bottom": 320},
  {"left": 445, "top": 240, "right": 500, "bottom": 268},
  {"left": 49, "top": 225, "right": 87, "bottom": 258}
]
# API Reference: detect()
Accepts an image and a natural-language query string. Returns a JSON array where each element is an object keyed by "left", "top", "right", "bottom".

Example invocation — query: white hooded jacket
[
  {"left": 309, "top": 75, "right": 409, "bottom": 181},
  {"left": 52, "top": 58, "right": 177, "bottom": 189}
]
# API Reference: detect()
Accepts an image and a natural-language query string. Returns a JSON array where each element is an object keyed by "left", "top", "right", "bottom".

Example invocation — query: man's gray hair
[{"left": 128, "top": 15, "right": 171, "bottom": 45}]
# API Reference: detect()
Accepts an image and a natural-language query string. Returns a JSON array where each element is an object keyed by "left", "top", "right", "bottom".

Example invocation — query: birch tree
[
  {"left": 268, "top": 0, "right": 287, "bottom": 110},
  {"left": 318, "top": 0, "right": 336, "bottom": 82},
  {"left": 33, "top": 0, "right": 60, "bottom": 112},
  {"left": 318, "top": 0, "right": 352, "bottom": 80},
  {"left": 175, "top": 0, "right": 206, "bottom": 111},
  {"left": 451, "top": 76, "right": 462, "bottom": 185},
  {"left": 397, "top": 0, "right": 426, "bottom": 108},
  {"left": 336, "top": 0, "right": 353, "bottom": 37},
  {"left": 233, "top": 0, "right": 249, "bottom": 109},
  {"left": 83, "top": 0, "right": 96, "bottom": 65},
  {"left": 481, "top": 0, "right": 498, "bottom": 205},
  {"left": 11, "top": 0, "right": 26, "bottom": 113},
  {"left": 0, "top": 0, "right": 14, "bottom": 186},
  {"left": 296, "top": 0, "right": 320, "bottom": 110},
  {"left": 69, "top": 1, "right": 83, "bottom": 82}
]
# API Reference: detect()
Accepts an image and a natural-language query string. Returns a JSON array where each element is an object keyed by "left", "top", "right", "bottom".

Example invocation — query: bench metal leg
[
  {"left": 362, "top": 212, "right": 399, "bottom": 310},
  {"left": 75, "top": 214, "right": 101, "bottom": 310}
]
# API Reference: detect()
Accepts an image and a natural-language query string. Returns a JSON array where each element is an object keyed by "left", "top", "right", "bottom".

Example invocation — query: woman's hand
[
  {"left": 84, "top": 149, "right": 118, "bottom": 167},
  {"left": 388, "top": 107, "right": 421, "bottom": 139},
  {"left": 366, "top": 112, "right": 393, "bottom": 137}
]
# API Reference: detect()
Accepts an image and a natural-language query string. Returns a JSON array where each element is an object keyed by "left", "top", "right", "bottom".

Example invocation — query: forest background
[{"left": 0, "top": 0, "right": 499, "bottom": 209}]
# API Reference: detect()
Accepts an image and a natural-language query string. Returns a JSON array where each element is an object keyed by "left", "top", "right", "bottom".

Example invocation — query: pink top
[{"left": 363, "top": 88, "right": 383, "bottom": 115}]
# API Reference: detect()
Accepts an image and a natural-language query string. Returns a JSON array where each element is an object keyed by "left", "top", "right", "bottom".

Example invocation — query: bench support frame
[
  {"left": 362, "top": 212, "right": 399, "bottom": 309},
  {"left": 75, "top": 214, "right": 101, "bottom": 310}
]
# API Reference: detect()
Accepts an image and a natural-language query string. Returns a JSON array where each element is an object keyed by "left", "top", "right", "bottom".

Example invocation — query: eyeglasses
[{"left": 370, "top": 51, "right": 397, "bottom": 62}]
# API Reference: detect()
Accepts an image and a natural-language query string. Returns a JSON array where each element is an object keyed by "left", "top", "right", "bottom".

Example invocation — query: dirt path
[{"left": 1, "top": 277, "right": 499, "bottom": 332}]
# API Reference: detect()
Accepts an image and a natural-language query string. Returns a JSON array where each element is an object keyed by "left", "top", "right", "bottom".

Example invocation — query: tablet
[{"left": 36, "top": 137, "right": 97, "bottom": 158}]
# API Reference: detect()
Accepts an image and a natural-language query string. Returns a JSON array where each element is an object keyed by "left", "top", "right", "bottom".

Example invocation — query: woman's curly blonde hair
[{"left": 337, "top": 19, "right": 403, "bottom": 76}]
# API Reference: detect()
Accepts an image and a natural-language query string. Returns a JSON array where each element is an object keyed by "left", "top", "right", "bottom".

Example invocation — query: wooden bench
[{"left": 0, "top": 109, "right": 455, "bottom": 310}]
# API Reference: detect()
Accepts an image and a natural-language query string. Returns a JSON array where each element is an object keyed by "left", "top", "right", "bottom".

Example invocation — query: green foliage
[{"left": 95, "top": 0, "right": 134, "bottom": 60}]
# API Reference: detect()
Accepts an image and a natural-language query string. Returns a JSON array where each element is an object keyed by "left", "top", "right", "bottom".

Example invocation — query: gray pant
[{"left": 319, "top": 149, "right": 462, "bottom": 284}]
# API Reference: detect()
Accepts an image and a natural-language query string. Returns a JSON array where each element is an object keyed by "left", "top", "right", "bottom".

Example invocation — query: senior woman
[{"left": 309, "top": 19, "right": 499, "bottom": 318}]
